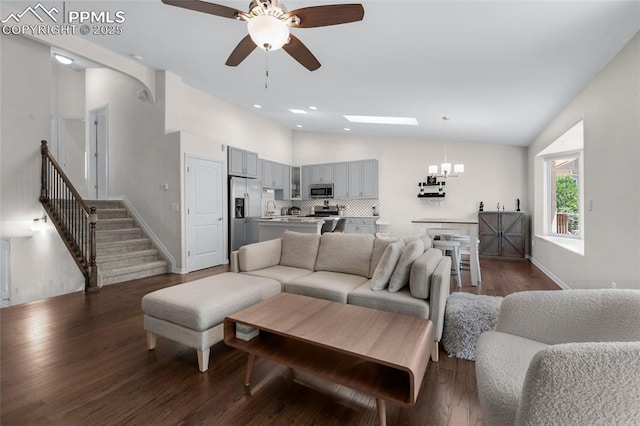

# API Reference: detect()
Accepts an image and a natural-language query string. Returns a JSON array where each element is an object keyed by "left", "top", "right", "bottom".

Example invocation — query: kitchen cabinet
[
  {"left": 282, "top": 165, "right": 290, "bottom": 201},
  {"left": 344, "top": 218, "right": 376, "bottom": 235},
  {"left": 262, "top": 160, "right": 286, "bottom": 189},
  {"left": 310, "top": 163, "right": 333, "bottom": 184},
  {"left": 290, "top": 166, "right": 301, "bottom": 200},
  {"left": 348, "top": 159, "right": 378, "bottom": 199},
  {"left": 301, "top": 159, "right": 379, "bottom": 200},
  {"left": 479, "top": 212, "right": 526, "bottom": 258},
  {"left": 333, "top": 162, "right": 349, "bottom": 198},
  {"left": 302, "top": 166, "right": 311, "bottom": 200},
  {"left": 228, "top": 147, "right": 258, "bottom": 178}
]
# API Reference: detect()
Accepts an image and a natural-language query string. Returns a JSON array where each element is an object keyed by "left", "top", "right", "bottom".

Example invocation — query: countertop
[{"left": 411, "top": 218, "right": 478, "bottom": 224}]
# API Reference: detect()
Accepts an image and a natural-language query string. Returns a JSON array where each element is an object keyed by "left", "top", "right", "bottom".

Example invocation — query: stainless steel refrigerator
[{"left": 229, "top": 176, "right": 262, "bottom": 252}]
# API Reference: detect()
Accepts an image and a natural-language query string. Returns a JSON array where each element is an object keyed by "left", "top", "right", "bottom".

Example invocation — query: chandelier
[{"left": 428, "top": 116, "right": 464, "bottom": 178}]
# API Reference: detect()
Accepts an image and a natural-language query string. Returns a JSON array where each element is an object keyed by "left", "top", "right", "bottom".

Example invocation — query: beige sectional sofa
[{"left": 230, "top": 230, "right": 452, "bottom": 361}]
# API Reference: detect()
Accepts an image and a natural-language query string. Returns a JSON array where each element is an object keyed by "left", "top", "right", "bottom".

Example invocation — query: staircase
[{"left": 88, "top": 200, "right": 169, "bottom": 286}]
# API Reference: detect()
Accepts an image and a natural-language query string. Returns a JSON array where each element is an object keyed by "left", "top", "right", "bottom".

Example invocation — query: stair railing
[{"left": 40, "top": 140, "right": 98, "bottom": 290}]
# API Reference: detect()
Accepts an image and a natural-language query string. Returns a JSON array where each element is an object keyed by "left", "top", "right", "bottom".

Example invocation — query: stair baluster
[{"left": 40, "top": 140, "right": 98, "bottom": 291}]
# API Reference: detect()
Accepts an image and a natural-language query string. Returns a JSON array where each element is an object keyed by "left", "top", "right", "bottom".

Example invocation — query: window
[
  {"left": 537, "top": 120, "right": 584, "bottom": 244},
  {"left": 546, "top": 153, "right": 581, "bottom": 237}
]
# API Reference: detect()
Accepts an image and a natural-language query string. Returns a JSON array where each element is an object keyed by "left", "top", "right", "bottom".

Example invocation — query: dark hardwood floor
[{"left": 1, "top": 259, "right": 558, "bottom": 425}]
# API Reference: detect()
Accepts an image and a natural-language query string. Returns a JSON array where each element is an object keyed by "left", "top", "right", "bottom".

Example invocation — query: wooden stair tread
[
  {"left": 100, "top": 260, "right": 167, "bottom": 277},
  {"left": 97, "top": 249, "right": 158, "bottom": 262}
]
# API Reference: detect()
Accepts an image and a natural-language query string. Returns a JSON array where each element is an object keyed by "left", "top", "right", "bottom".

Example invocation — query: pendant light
[{"left": 429, "top": 116, "right": 464, "bottom": 178}]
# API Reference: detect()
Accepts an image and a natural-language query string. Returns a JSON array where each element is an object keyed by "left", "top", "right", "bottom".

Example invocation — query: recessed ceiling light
[
  {"left": 254, "top": 104, "right": 262, "bottom": 108},
  {"left": 289, "top": 109, "right": 307, "bottom": 114},
  {"left": 344, "top": 128, "right": 351, "bottom": 131},
  {"left": 343, "top": 115, "right": 419, "bottom": 126},
  {"left": 309, "top": 106, "right": 318, "bottom": 110},
  {"left": 131, "top": 54, "right": 143, "bottom": 61},
  {"left": 296, "top": 124, "right": 303, "bottom": 128},
  {"left": 54, "top": 54, "right": 73, "bottom": 65}
]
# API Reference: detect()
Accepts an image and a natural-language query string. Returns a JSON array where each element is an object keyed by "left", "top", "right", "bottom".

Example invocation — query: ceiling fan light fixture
[{"left": 247, "top": 15, "right": 290, "bottom": 51}]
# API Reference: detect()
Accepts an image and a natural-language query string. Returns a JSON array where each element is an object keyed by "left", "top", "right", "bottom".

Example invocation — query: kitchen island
[{"left": 257, "top": 217, "right": 329, "bottom": 241}]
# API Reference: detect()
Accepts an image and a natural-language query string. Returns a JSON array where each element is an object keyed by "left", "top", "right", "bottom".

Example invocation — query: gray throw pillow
[
  {"left": 388, "top": 239, "right": 425, "bottom": 292},
  {"left": 370, "top": 241, "right": 405, "bottom": 291}
]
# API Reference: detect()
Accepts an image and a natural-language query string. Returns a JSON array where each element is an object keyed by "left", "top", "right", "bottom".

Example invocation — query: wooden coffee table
[{"left": 224, "top": 293, "right": 435, "bottom": 425}]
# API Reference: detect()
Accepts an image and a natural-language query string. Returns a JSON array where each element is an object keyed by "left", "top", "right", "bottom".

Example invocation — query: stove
[{"left": 307, "top": 205, "right": 339, "bottom": 217}]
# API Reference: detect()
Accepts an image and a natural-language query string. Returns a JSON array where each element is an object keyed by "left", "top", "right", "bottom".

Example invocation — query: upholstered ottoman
[
  {"left": 142, "top": 273, "right": 281, "bottom": 372},
  {"left": 442, "top": 292, "right": 502, "bottom": 360}
]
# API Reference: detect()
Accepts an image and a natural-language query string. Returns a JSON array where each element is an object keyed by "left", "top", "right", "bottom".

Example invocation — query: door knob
[{"left": 218, "top": 217, "right": 223, "bottom": 221}]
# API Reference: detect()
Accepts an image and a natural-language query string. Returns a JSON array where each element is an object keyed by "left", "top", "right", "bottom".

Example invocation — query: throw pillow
[
  {"left": 388, "top": 239, "right": 425, "bottom": 292},
  {"left": 370, "top": 241, "right": 405, "bottom": 291}
]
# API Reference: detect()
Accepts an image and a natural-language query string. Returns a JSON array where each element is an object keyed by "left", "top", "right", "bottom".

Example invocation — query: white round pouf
[{"left": 442, "top": 292, "right": 503, "bottom": 360}]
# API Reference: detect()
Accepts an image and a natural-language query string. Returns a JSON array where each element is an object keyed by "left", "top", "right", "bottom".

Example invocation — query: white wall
[
  {"left": 0, "top": 34, "right": 85, "bottom": 305},
  {"left": 180, "top": 84, "right": 292, "bottom": 164},
  {"left": 292, "top": 132, "right": 528, "bottom": 237},
  {"left": 51, "top": 61, "right": 87, "bottom": 194},
  {"left": 86, "top": 68, "right": 182, "bottom": 269},
  {"left": 528, "top": 32, "right": 640, "bottom": 287}
]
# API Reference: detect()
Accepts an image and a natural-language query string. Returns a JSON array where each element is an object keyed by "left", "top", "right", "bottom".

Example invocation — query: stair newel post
[
  {"left": 40, "top": 140, "right": 48, "bottom": 202},
  {"left": 87, "top": 207, "right": 99, "bottom": 291}
]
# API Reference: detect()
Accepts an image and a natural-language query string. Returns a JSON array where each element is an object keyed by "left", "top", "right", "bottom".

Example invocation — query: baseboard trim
[
  {"left": 527, "top": 255, "right": 570, "bottom": 289},
  {"left": 108, "top": 196, "right": 178, "bottom": 273}
]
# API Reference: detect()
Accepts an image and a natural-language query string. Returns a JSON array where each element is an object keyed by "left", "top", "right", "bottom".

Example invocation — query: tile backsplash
[
  {"left": 301, "top": 198, "right": 380, "bottom": 217},
  {"left": 261, "top": 190, "right": 380, "bottom": 217}
]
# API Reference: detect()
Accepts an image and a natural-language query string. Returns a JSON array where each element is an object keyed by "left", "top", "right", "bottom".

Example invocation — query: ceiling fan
[{"left": 161, "top": 0, "right": 364, "bottom": 71}]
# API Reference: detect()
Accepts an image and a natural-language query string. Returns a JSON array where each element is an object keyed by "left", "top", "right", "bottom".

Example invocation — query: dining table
[{"left": 411, "top": 218, "right": 480, "bottom": 286}]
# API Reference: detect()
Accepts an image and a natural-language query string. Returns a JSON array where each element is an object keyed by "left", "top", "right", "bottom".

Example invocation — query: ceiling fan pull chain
[{"left": 264, "top": 51, "right": 269, "bottom": 89}]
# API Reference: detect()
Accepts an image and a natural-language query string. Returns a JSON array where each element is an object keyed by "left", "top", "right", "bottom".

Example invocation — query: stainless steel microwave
[{"left": 310, "top": 184, "right": 334, "bottom": 198}]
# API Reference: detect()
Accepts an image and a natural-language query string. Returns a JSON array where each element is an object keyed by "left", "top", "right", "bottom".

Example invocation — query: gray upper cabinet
[
  {"left": 228, "top": 146, "right": 258, "bottom": 178},
  {"left": 333, "top": 162, "right": 349, "bottom": 198},
  {"left": 282, "top": 165, "right": 290, "bottom": 201},
  {"left": 301, "top": 159, "right": 379, "bottom": 200},
  {"left": 262, "top": 160, "right": 286, "bottom": 190},
  {"left": 302, "top": 166, "right": 311, "bottom": 200},
  {"left": 349, "top": 159, "right": 378, "bottom": 199},
  {"left": 310, "top": 163, "right": 333, "bottom": 184}
]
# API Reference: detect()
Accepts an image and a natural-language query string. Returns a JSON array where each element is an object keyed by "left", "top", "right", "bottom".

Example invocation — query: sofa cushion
[
  {"left": 370, "top": 241, "right": 405, "bottom": 291},
  {"left": 388, "top": 239, "right": 425, "bottom": 292},
  {"left": 285, "top": 271, "right": 369, "bottom": 303},
  {"left": 409, "top": 248, "right": 442, "bottom": 299},
  {"left": 475, "top": 331, "right": 549, "bottom": 426},
  {"left": 239, "top": 238, "right": 282, "bottom": 272},
  {"left": 315, "top": 233, "right": 375, "bottom": 277},
  {"left": 369, "top": 238, "right": 392, "bottom": 278},
  {"left": 280, "top": 231, "right": 320, "bottom": 271},
  {"left": 348, "top": 282, "right": 430, "bottom": 319},
  {"left": 242, "top": 266, "right": 313, "bottom": 288}
]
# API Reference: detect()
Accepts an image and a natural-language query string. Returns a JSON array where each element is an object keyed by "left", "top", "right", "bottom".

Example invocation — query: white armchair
[{"left": 475, "top": 289, "right": 640, "bottom": 426}]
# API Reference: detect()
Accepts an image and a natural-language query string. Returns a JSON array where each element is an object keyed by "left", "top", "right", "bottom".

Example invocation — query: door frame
[
  {"left": 1, "top": 238, "right": 10, "bottom": 308},
  {"left": 88, "top": 106, "right": 109, "bottom": 200},
  {"left": 184, "top": 154, "right": 226, "bottom": 272}
]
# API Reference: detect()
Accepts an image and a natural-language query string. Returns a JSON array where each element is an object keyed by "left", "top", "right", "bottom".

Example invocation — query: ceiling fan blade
[
  {"left": 283, "top": 34, "right": 321, "bottom": 71},
  {"left": 225, "top": 35, "right": 257, "bottom": 67},
  {"left": 286, "top": 4, "right": 364, "bottom": 28},
  {"left": 161, "top": 0, "right": 241, "bottom": 20}
]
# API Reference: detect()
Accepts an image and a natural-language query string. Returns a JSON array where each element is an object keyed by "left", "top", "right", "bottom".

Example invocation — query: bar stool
[
  {"left": 449, "top": 235, "right": 482, "bottom": 284},
  {"left": 429, "top": 229, "right": 462, "bottom": 287}
]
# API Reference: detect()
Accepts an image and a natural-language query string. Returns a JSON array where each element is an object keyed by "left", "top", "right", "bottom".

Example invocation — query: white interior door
[
  {"left": 186, "top": 155, "right": 224, "bottom": 272},
  {"left": 1, "top": 239, "right": 10, "bottom": 307},
  {"left": 88, "top": 107, "right": 108, "bottom": 199}
]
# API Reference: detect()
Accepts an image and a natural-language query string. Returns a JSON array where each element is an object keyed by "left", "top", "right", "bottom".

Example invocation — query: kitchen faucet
[{"left": 266, "top": 200, "right": 276, "bottom": 215}]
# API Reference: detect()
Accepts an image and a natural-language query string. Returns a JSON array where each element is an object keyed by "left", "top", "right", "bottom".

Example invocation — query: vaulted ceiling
[{"left": 5, "top": 0, "right": 640, "bottom": 146}]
